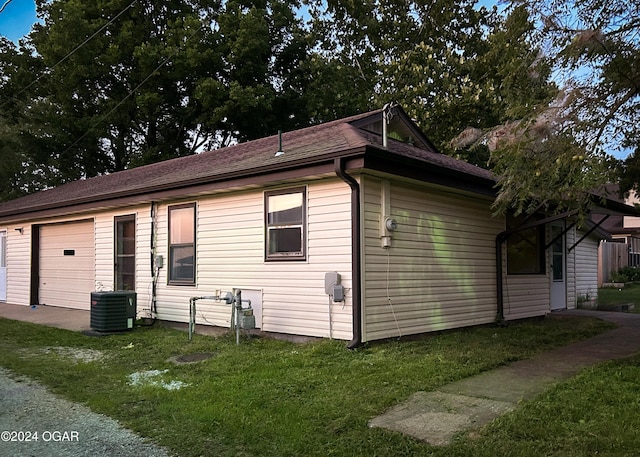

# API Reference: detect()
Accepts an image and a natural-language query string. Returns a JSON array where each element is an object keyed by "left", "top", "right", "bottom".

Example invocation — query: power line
[
  {"left": 58, "top": 25, "right": 203, "bottom": 159},
  {"left": 0, "top": 0, "right": 13, "bottom": 15},
  {"left": 0, "top": 0, "right": 137, "bottom": 109}
]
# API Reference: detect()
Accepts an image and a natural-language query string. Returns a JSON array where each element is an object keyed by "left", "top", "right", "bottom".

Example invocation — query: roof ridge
[{"left": 0, "top": 107, "right": 498, "bottom": 220}]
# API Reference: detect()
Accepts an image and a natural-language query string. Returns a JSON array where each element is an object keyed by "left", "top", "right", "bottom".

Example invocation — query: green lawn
[
  {"left": 598, "top": 283, "right": 640, "bottom": 311},
  {"left": 1, "top": 316, "right": 636, "bottom": 456}
]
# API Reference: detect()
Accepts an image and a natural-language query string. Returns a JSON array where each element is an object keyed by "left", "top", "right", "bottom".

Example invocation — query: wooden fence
[{"left": 598, "top": 239, "right": 640, "bottom": 286}]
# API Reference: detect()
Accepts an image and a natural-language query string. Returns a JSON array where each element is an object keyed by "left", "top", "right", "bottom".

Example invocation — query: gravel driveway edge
[{"left": 0, "top": 367, "right": 174, "bottom": 457}]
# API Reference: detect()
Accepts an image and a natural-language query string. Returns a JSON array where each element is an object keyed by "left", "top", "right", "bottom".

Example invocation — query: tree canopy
[
  {"left": 513, "top": 0, "right": 640, "bottom": 202},
  {"left": 0, "top": 0, "right": 634, "bottom": 216},
  {"left": 0, "top": 0, "right": 333, "bottom": 198}
]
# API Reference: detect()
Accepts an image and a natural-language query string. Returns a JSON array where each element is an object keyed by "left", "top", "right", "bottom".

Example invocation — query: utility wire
[
  {"left": 58, "top": 25, "right": 203, "bottom": 158},
  {"left": 0, "top": 0, "right": 13, "bottom": 15},
  {"left": 0, "top": 0, "right": 138, "bottom": 110}
]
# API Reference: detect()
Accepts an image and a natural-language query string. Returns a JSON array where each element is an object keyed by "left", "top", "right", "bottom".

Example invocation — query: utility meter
[{"left": 385, "top": 217, "right": 398, "bottom": 231}]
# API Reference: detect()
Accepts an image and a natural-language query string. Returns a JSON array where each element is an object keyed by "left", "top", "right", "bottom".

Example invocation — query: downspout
[
  {"left": 30, "top": 225, "right": 40, "bottom": 306},
  {"left": 335, "top": 158, "right": 362, "bottom": 349},
  {"left": 495, "top": 231, "right": 508, "bottom": 323}
]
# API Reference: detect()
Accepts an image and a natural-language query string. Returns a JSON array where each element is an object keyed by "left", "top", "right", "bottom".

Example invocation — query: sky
[
  {"left": 0, "top": 0, "right": 37, "bottom": 42},
  {"left": 0, "top": 0, "right": 501, "bottom": 44}
]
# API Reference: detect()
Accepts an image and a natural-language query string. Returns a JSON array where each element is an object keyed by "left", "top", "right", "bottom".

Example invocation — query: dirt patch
[
  {"left": 19, "top": 347, "right": 106, "bottom": 363},
  {"left": 127, "top": 370, "right": 190, "bottom": 391}
]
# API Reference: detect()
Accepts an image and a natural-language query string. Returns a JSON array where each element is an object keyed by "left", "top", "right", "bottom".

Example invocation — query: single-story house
[{"left": 0, "top": 105, "right": 634, "bottom": 346}]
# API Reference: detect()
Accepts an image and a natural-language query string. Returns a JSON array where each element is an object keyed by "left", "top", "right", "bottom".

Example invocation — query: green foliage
[
  {"left": 0, "top": 316, "right": 615, "bottom": 457},
  {"left": 310, "top": 1, "right": 557, "bottom": 157},
  {"left": 0, "top": 0, "right": 330, "bottom": 199},
  {"left": 609, "top": 266, "right": 640, "bottom": 283},
  {"left": 311, "top": 1, "right": 606, "bottom": 218},
  {"left": 609, "top": 270, "right": 629, "bottom": 283},
  {"left": 515, "top": 0, "right": 640, "bottom": 196},
  {"left": 0, "top": 0, "right": 629, "bottom": 222},
  {"left": 490, "top": 123, "right": 618, "bottom": 216},
  {"left": 623, "top": 265, "right": 640, "bottom": 283}
]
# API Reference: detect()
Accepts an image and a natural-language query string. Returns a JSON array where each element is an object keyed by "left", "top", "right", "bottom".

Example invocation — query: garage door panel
[
  {"left": 38, "top": 286, "right": 94, "bottom": 307},
  {"left": 39, "top": 221, "right": 95, "bottom": 310}
]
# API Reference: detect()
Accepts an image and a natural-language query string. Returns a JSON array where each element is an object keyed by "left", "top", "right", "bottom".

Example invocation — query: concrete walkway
[
  {"left": 370, "top": 309, "right": 640, "bottom": 445},
  {"left": 0, "top": 303, "right": 92, "bottom": 332}
]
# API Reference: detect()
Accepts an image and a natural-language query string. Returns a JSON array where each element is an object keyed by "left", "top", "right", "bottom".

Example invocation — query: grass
[
  {"left": 597, "top": 283, "right": 640, "bottom": 311},
  {"left": 0, "top": 315, "right": 634, "bottom": 456},
  {"left": 450, "top": 356, "right": 640, "bottom": 456}
]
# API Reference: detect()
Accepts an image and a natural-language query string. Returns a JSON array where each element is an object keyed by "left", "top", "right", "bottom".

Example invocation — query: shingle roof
[{"left": 0, "top": 108, "right": 496, "bottom": 219}]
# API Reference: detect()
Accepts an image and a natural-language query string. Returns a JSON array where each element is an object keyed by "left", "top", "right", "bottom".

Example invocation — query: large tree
[
  {"left": 311, "top": 1, "right": 583, "bottom": 217},
  {"left": 0, "top": 0, "right": 326, "bottom": 199},
  {"left": 308, "top": 0, "right": 510, "bottom": 150},
  {"left": 513, "top": 0, "right": 639, "bottom": 200},
  {"left": 0, "top": 0, "right": 219, "bottom": 195},
  {"left": 4, "top": 0, "right": 626, "bottom": 218}
]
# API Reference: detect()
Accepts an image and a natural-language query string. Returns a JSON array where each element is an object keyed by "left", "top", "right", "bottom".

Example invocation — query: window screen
[{"left": 265, "top": 188, "right": 306, "bottom": 261}]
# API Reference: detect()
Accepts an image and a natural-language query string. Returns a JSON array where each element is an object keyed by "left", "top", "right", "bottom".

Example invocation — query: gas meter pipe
[{"left": 188, "top": 295, "right": 219, "bottom": 340}]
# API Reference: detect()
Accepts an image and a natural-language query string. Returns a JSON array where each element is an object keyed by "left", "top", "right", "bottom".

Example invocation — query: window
[
  {"left": 265, "top": 187, "right": 306, "bottom": 261},
  {"left": 506, "top": 214, "right": 545, "bottom": 275},
  {"left": 169, "top": 203, "right": 195, "bottom": 284},
  {"left": 114, "top": 215, "right": 136, "bottom": 291}
]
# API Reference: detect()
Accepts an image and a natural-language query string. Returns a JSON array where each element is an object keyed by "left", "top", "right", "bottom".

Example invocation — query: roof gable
[{"left": 350, "top": 105, "right": 436, "bottom": 152}]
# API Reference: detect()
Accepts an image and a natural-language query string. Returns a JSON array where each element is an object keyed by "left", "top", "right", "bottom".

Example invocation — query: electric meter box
[{"left": 90, "top": 291, "right": 137, "bottom": 332}]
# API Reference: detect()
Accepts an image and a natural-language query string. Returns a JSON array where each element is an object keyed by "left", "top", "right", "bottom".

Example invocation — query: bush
[{"left": 611, "top": 266, "right": 640, "bottom": 283}]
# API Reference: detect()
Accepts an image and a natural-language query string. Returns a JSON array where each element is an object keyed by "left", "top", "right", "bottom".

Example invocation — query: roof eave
[
  {"left": 589, "top": 194, "right": 640, "bottom": 217},
  {"left": 0, "top": 147, "right": 370, "bottom": 222},
  {"left": 363, "top": 145, "right": 497, "bottom": 197}
]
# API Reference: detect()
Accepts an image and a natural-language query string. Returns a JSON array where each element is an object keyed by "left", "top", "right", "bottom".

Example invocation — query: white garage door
[{"left": 39, "top": 220, "right": 95, "bottom": 310}]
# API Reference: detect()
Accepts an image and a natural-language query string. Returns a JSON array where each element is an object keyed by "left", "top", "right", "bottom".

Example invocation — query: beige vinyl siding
[
  {"left": 4, "top": 209, "right": 153, "bottom": 314},
  {"left": 94, "top": 206, "right": 153, "bottom": 317},
  {"left": 502, "top": 226, "right": 553, "bottom": 320},
  {"left": 5, "top": 226, "right": 31, "bottom": 306},
  {"left": 502, "top": 274, "right": 550, "bottom": 319},
  {"left": 153, "top": 178, "right": 353, "bottom": 340},
  {"left": 361, "top": 176, "right": 504, "bottom": 342},
  {"left": 574, "top": 230, "right": 599, "bottom": 305}
]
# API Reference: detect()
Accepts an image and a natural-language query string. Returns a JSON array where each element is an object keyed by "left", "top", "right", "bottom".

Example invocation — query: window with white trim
[
  {"left": 265, "top": 187, "right": 306, "bottom": 261},
  {"left": 168, "top": 203, "right": 196, "bottom": 284}
]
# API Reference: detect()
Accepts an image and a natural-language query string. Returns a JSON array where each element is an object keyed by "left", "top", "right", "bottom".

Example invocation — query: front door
[
  {"left": 0, "top": 230, "right": 6, "bottom": 301},
  {"left": 550, "top": 222, "right": 566, "bottom": 310},
  {"left": 115, "top": 215, "right": 136, "bottom": 291}
]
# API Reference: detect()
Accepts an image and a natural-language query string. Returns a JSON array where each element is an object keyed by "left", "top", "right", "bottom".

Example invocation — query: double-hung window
[
  {"left": 265, "top": 187, "right": 306, "bottom": 261},
  {"left": 506, "top": 213, "right": 545, "bottom": 275},
  {"left": 168, "top": 203, "right": 196, "bottom": 284}
]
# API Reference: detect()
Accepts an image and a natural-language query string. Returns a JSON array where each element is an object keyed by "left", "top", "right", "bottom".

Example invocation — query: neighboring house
[
  {"left": 0, "top": 106, "right": 634, "bottom": 346},
  {"left": 594, "top": 187, "right": 640, "bottom": 284}
]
